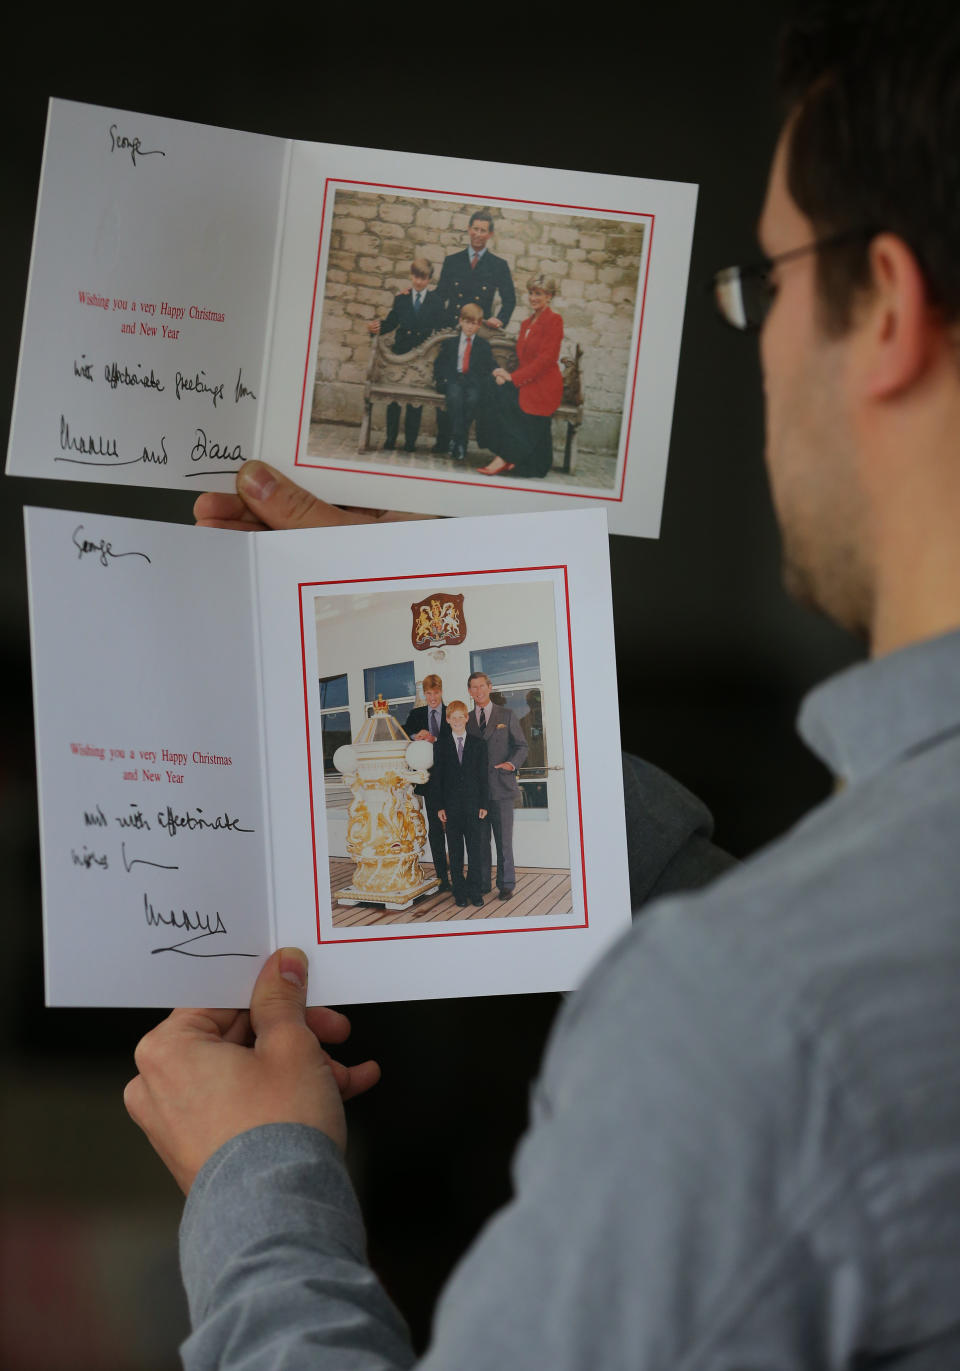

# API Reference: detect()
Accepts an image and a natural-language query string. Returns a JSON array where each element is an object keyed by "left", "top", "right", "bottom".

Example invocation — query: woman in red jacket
[{"left": 477, "top": 276, "right": 564, "bottom": 479}]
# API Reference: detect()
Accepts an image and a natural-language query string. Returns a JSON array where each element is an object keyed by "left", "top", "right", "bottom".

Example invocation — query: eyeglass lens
[{"left": 714, "top": 266, "right": 774, "bottom": 332}]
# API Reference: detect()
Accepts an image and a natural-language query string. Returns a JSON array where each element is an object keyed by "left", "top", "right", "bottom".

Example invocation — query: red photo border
[
  {"left": 294, "top": 178, "right": 655, "bottom": 506},
  {"left": 299, "top": 564, "right": 588, "bottom": 945}
]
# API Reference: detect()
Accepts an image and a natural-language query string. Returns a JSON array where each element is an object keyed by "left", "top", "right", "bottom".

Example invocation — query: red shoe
[{"left": 477, "top": 461, "right": 515, "bottom": 476}]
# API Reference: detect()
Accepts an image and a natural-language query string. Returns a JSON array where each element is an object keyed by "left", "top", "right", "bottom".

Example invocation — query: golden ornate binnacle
[{"left": 333, "top": 696, "right": 439, "bottom": 910}]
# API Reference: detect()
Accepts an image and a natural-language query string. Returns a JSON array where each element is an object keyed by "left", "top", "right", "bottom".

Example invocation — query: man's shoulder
[{"left": 573, "top": 743, "right": 960, "bottom": 1080}]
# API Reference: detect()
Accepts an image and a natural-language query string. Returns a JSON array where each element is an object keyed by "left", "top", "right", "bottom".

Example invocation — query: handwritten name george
[
  {"left": 72, "top": 524, "right": 151, "bottom": 568},
  {"left": 109, "top": 123, "right": 165, "bottom": 167}
]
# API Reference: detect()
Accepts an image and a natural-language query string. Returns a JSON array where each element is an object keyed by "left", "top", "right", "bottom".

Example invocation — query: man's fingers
[
  {"left": 193, "top": 491, "right": 264, "bottom": 528},
  {"left": 236, "top": 461, "right": 378, "bottom": 530},
  {"left": 305, "top": 1004, "right": 352, "bottom": 1044},
  {"left": 340, "top": 1059, "right": 382, "bottom": 1101}
]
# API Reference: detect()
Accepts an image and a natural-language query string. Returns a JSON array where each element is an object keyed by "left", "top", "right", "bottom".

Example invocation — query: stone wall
[{"left": 311, "top": 191, "right": 646, "bottom": 454}]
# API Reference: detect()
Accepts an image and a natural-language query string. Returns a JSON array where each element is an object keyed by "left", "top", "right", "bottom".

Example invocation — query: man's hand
[
  {"left": 194, "top": 460, "right": 429, "bottom": 532},
  {"left": 123, "top": 947, "right": 380, "bottom": 1195},
  {"left": 367, "top": 320, "right": 381, "bottom": 334},
  {"left": 485, "top": 317, "right": 503, "bottom": 330},
  {"left": 495, "top": 761, "right": 515, "bottom": 771}
]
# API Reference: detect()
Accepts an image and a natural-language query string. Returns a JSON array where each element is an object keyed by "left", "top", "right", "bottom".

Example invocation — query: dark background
[{"left": 0, "top": 8, "right": 861, "bottom": 1368}]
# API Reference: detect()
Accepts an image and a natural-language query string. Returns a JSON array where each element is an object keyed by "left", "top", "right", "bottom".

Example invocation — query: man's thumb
[
  {"left": 250, "top": 946, "right": 309, "bottom": 1036},
  {"left": 236, "top": 461, "right": 358, "bottom": 530}
]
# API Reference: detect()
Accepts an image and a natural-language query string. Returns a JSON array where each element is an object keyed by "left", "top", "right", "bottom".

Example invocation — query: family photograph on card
[{"left": 305, "top": 190, "right": 649, "bottom": 495}]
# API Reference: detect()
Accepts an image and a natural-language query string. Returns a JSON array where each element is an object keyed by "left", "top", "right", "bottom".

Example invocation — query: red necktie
[
  {"left": 463, "top": 337, "right": 472, "bottom": 373},
  {"left": 470, "top": 253, "right": 478, "bottom": 269}
]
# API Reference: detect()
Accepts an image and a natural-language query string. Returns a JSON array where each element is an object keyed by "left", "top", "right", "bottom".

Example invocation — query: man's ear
[{"left": 860, "top": 233, "right": 935, "bottom": 400}]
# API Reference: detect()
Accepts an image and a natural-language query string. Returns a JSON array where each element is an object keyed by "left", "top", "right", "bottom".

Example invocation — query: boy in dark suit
[
  {"left": 367, "top": 258, "right": 443, "bottom": 451},
  {"left": 435, "top": 700, "right": 489, "bottom": 907},
  {"left": 433, "top": 303, "right": 494, "bottom": 462}
]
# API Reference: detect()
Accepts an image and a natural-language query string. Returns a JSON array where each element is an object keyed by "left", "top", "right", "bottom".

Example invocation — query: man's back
[
  {"left": 177, "top": 631, "right": 960, "bottom": 1368},
  {"left": 414, "top": 631, "right": 960, "bottom": 1366}
]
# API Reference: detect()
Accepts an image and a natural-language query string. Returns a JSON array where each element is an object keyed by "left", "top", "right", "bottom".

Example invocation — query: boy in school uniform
[
  {"left": 367, "top": 257, "right": 443, "bottom": 451},
  {"left": 434, "top": 700, "right": 489, "bottom": 907},
  {"left": 432, "top": 303, "right": 495, "bottom": 462}
]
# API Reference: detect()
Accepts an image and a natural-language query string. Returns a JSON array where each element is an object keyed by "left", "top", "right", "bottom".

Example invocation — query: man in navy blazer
[
  {"left": 434, "top": 210, "right": 516, "bottom": 453},
  {"left": 403, "top": 673, "right": 450, "bottom": 891},
  {"left": 466, "top": 670, "right": 528, "bottom": 899},
  {"left": 435, "top": 210, "right": 517, "bottom": 332}
]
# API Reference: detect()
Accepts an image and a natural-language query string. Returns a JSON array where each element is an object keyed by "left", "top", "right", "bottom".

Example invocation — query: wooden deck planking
[{"left": 327, "top": 860, "right": 572, "bottom": 927}]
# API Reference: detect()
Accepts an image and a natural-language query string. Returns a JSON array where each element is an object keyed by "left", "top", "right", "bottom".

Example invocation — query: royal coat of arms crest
[{"left": 411, "top": 593, "right": 467, "bottom": 649}]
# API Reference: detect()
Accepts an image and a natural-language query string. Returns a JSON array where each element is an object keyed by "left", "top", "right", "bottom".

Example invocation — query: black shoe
[
  {"left": 471, "top": 895, "right": 484, "bottom": 907},
  {"left": 404, "top": 442, "right": 417, "bottom": 453},
  {"left": 433, "top": 442, "right": 449, "bottom": 454},
  {"left": 450, "top": 444, "right": 465, "bottom": 462},
  {"left": 480, "top": 887, "right": 492, "bottom": 895},
  {"left": 498, "top": 888, "right": 514, "bottom": 901},
  {"left": 455, "top": 898, "right": 469, "bottom": 908},
  {"left": 436, "top": 880, "right": 451, "bottom": 893},
  {"left": 383, "top": 439, "right": 396, "bottom": 451}
]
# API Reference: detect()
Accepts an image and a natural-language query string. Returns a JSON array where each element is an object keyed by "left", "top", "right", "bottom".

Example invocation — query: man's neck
[{"left": 862, "top": 389, "right": 960, "bottom": 657}]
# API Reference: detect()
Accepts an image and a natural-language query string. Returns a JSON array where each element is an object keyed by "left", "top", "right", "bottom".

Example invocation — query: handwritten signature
[
  {"left": 72, "top": 525, "right": 152, "bottom": 568},
  {"left": 186, "top": 427, "right": 245, "bottom": 473},
  {"left": 109, "top": 123, "right": 165, "bottom": 167},
  {"left": 143, "top": 892, "right": 257, "bottom": 958}
]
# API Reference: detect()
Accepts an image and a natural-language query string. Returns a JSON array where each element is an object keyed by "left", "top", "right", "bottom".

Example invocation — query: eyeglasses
[{"left": 711, "top": 229, "right": 874, "bottom": 332}]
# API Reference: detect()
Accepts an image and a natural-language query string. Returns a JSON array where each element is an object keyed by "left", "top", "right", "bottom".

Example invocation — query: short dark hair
[
  {"left": 779, "top": 0, "right": 960, "bottom": 333},
  {"left": 467, "top": 671, "right": 491, "bottom": 687},
  {"left": 468, "top": 209, "right": 495, "bottom": 232}
]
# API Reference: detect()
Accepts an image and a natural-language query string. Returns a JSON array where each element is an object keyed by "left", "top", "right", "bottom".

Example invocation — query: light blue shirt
[{"left": 181, "top": 629, "right": 960, "bottom": 1369}]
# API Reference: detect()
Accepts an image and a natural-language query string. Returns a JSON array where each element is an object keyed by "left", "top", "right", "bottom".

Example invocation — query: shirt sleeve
[
  {"left": 179, "top": 1124, "right": 416, "bottom": 1371},
  {"left": 179, "top": 902, "right": 880, "bottom": 1371}
]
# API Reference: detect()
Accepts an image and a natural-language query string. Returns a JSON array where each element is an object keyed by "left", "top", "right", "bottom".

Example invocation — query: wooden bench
[{"left": 358, "top": 328, "right": 585, "bottom": 474}]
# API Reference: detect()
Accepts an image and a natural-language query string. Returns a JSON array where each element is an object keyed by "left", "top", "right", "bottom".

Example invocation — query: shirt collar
[{"left": 798, "top": 627, "right": 960, "bottom": 784}]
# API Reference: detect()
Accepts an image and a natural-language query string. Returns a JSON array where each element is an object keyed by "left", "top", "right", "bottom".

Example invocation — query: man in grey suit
[{"left": 466, "top": 671, "right": 528, "bottom": 900}]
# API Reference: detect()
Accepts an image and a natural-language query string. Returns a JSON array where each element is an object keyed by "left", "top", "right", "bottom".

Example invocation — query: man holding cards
[{"left": 131, "top": 2, "right": 960, "bottom": 1365}]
